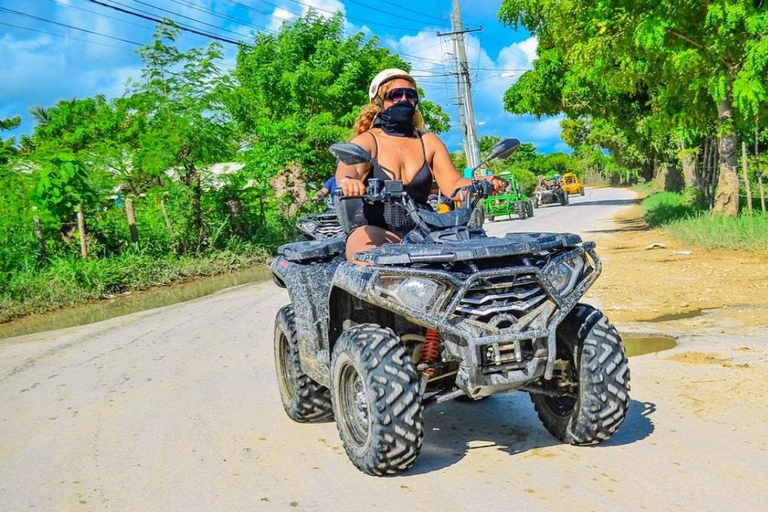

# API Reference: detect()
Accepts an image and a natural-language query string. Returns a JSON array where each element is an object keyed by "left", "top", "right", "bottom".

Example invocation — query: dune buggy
[{"left": 484, "top": 171, "right": 533, "bottom": 222}]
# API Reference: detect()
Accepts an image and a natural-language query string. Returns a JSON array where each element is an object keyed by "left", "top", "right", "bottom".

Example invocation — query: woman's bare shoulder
[{"left": 421, "top": 131, "right": 448, "bottom": 151}]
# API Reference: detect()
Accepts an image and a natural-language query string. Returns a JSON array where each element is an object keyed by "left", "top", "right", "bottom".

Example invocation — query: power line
[
  {"left": 375, "top": 0, "right": 449, "bottom": 23},
  {"left": 51, "top": 0, "right": 212, "bottom": 46},
  {"left": 0, "top": 20, "right": 136, "bottom": 50},
  {"left": 278, "top": 0, "right": 442, "bottom": 33},
  {"left": 166, "top": 0, "right": 278, "bottom": 35},
  {"left": 51, "top": 0, "right": 152, "bottom": 33},
  {"left": 83, "top": 0, "right": 241, "bottom": 45},
  {"left": 127, "top": 0, "right": 256, "bottom": 39},
  {"left": 0, "top": 5, "right": 144, "bottom": 45},
  {"left": 343, "top": 0, "right": 448, "bottom": 28}
]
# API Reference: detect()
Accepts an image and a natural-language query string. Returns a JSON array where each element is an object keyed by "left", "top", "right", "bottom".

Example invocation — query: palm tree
[{"left": 29, "top": 106, "right": 51, "bottom": 126}]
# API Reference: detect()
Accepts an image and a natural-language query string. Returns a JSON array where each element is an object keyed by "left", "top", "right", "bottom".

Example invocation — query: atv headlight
[
  {"left": 298, "top": 220, "right": 317, "bottom": 233},
  {"left": 372, "top": 276, "right": 448, "bottom": 314},
  {"left": 546, "top": 256, "right": 585, "bottom": 296}
]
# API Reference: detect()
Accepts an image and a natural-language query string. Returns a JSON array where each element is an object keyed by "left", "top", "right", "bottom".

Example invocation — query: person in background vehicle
[
  {"left": 336, "top": 68, "right": 506, "bottom": 263},
  {"left": 314, "top": 176, "right": 337, "bottom": 205}
]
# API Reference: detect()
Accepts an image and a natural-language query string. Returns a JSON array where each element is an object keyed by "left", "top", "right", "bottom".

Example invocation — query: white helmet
[{"left": 368, "top": 68, "right": 414, "bottom": 100}]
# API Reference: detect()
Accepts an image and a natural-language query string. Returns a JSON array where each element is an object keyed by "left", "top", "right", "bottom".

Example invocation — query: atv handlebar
[{"left": 335, "top": 178, "right": 492, "bottom": 204}]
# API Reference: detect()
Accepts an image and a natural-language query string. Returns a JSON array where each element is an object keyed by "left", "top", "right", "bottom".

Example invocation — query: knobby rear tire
[
  {"left": 331, "top": 324, "right": 424, "bottom": 476},
  {"left": 274, "top": 305, "right": 334, "bottom": 422},
  {"left": 530, "top": 304, "right": 630, "bottom": 445}
]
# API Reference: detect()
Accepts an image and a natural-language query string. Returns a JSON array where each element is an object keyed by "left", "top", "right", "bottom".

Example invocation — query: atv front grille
[
  {"left": 453, "top": 273, "right": 550, "bottom": 330},
  {"left": 314, "top": 220, "right": 344, "bottom": 239}
]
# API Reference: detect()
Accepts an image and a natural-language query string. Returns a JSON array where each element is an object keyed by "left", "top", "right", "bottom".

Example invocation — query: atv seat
[{"left": 277, "top": 238, "right": 346, "bottom": 262}]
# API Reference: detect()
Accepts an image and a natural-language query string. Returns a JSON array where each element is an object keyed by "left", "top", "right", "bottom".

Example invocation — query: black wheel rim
[
  {"left": 542, "top": 347, "right": 579, "bottom": 416},
  {"left": 277, "top": 332, "right": 296, "bottom": 397},
  {"left": 338, "top": 362, "right": 370, "bottom": 447}
]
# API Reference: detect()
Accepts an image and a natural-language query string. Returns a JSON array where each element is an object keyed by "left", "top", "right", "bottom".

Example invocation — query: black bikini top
[{"left": 367, "top": 131, "right": 434, "bottom": 204}]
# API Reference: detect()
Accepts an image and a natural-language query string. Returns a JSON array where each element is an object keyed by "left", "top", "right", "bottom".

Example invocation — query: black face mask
[{"left": 374, "top": 102, "right": 416, "bottom": 137}]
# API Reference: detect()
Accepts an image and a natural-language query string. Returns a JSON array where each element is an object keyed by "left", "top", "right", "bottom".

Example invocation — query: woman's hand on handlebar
[
  {"left": 489, "top": 175, "right": 508, "bottom": 193},
  {"left": 338, "top": 176, "right": 366, "bottom": 197}
]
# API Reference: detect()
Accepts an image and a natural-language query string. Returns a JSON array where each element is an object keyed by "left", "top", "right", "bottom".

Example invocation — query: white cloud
[
  {"left": 0, "top": 0, "right": 566, "bottom": 152},
  {"left": 268, "top": 8, "right": 296, "bottom": 32},
  {"left": 296, "top": 0, "right": 346, "bottom": 18},
  {"left": 381, "top": 29, "right": 564, "bottom": 153}
]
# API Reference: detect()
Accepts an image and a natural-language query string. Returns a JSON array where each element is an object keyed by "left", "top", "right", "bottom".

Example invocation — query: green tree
[
  {"left": 128, "top": 22, "right": 237, "bottom": 245},
  {"left": 229, "top": 11, "right": 450, "bottom": 213},
  {"left": 499, "top": 0, "right": 768, "bottom": 215},
  {"left": 0, "top": 116, "right": 20, "bottom": 164}
]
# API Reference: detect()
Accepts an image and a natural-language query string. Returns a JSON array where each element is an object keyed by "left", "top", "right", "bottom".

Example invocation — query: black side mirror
[
  {"left": 487, "top": 138, "right": 521, "bottom": 161},
  {"left": 329, "top": 143, "right": 373, "bottom": 166}
]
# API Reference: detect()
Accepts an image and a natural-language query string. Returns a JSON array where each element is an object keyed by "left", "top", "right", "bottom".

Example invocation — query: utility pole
[
  {"left": 451, "top": 0, "right": 481, "bottom": 169},
  {"left": 449, "top": 51, "right": 470, "bottom": 162}
]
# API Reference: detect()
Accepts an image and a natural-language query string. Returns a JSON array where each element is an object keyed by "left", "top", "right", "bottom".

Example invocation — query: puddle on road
[
  {"left": 638, "top": 309, "right": 704, "bottom": 322},
  {"left": 623, "top": 335, "right": 677, "bottom": 357},
  {"left": 0, "top": 266, "right": 271, "bottom": 341}
]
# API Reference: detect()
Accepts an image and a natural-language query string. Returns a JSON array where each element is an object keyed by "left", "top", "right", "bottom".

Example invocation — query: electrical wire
[
  {"left": 375, "top": 0, "right": 449, "bottom": 23},
  {"left": 165, "top": 0, "right": 279, "bottom": 35},
  {"left": 278, "top": 0, "right": 445, "bottom": 32},
  {"left": 342, "top": 0, "right": 447, "bottom": 27},
  {"left": 0, "top": 5, "right": 144, "bottom": 45},
  {"left": 127, "top": 0, "right": 254, "bottom": 39},
  {"left": 83, "top": 0, "right": 241, "bottom": 44},
  {"left": 51, "top": 0, "right": 156, "bottom": 34},
  {"left": 0, "top": 20, "right": 137, "bottom": 50}
]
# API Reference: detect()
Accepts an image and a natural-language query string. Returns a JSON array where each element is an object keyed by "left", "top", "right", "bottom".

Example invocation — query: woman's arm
[
  {"left": 425, "top": 133, "right": 506, "bottom": 199},
  {"left": 335, "top": 132, "right": 375, "bottom": 197}
]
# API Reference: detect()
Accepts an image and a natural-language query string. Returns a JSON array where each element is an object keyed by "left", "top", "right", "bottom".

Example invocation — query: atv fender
[{"left": 272, "top": 240, "right": 345, "bottom": 386}]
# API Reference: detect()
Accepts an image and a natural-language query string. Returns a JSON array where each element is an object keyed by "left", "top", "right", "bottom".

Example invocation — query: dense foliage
[
  {"left": 0, "top": 14, "right": 456, "bottom": 320},
  {"left": 499, "top": 0, "right": 768, "bottom": 215},
  {"left": 6, "top": 5, "right": 766, "bottom": 322}
]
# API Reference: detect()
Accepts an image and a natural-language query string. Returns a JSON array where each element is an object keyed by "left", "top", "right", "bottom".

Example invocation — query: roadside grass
[
  {"left": 642, "top": 191, "right": 768, "bottom": 252},
  {"left": 0, "top": 248, "right": 270, "bottom": 324}
]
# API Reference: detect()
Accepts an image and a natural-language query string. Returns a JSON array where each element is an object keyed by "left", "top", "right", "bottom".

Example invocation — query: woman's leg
[{"left": 346, "top": 225, "right": 400, "bottom": 263}]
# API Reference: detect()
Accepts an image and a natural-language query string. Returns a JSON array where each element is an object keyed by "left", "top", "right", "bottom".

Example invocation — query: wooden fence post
[
  {"left": 125, "top": 198, "right": 139, "bottom": 245},
  {"left": 32, "top": 211, "right": 47, "bottom": 263},
  {"left": 756, "top": 121, "right": 766, "bottom": 214},
  {"left": 77, "top": 204, "right": 87, "bottom": 259},
  {"left": 741, "top": 141, "right": 753, "bottom": 213}
]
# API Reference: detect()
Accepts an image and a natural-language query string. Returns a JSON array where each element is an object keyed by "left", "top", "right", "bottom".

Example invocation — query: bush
[
  {"left": 642, "top": 191, "right": 768, "bottom": 252},
  {"left": 642, "top": 191, "right": 700, "bottom": 227},
  {"left": 664, "top": 212, "right": 768, "bottom": 252}
]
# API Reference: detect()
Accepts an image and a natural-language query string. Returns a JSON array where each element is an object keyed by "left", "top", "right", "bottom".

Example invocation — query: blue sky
[{"left": 0, "top": 0, "right": 567, "bottom": 154}]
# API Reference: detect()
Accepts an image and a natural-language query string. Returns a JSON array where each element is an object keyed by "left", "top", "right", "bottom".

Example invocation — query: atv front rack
[{"left": 353, "top": 232, "right": 583, "bottom": 265}]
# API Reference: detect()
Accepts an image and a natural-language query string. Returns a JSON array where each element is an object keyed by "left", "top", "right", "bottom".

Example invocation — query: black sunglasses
[{"left": 384, "top": 87, "right": 419, "bottom": 103}]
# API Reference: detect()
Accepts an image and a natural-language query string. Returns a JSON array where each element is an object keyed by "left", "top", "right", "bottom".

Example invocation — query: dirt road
[{"left": 1, "top": 188, "right": 767, "bottom": 511}]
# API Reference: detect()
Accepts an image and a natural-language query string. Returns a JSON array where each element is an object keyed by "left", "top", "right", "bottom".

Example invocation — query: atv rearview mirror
[
  {"left": 486, "top": 138, "right": 521, "bottom": 162},
  {"left": 329, "top": 143, "right": 374, "bottom": 166},
  {"left": 469, "top": 138, "right": 521, "bottom": 174}
]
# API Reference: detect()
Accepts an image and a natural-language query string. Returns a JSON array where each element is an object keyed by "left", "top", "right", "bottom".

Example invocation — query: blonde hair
[{"left": 351, "top": 78, "right": 426, "bottom": 137}]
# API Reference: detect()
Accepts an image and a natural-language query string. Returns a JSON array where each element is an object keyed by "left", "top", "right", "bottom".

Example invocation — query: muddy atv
[{"left": 270, "top": 138, "right": 630, "bottom": 476}]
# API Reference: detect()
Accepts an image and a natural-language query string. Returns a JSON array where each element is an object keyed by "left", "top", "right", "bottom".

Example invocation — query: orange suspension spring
[{"left": 418, "top": 328, "right": 441, "bottom": 376}]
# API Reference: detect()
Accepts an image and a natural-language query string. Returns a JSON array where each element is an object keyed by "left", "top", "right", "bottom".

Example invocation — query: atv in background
[
  {"left": 484, "top": 171, "right": 533, "bottom": 222},
  {"left": 533, "top": 176, "right": 569, "bottom": 208},
  {"left": 270, "top": 138, "right": 630, "bottom": 476},
  {"left": 295, "top": 198, "right": 344, "bottom": 241}
]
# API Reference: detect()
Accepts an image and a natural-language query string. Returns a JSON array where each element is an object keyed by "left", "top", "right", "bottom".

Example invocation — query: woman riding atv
[{"left": 335, "top": 68, "right": 506, "bottom": 263}]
